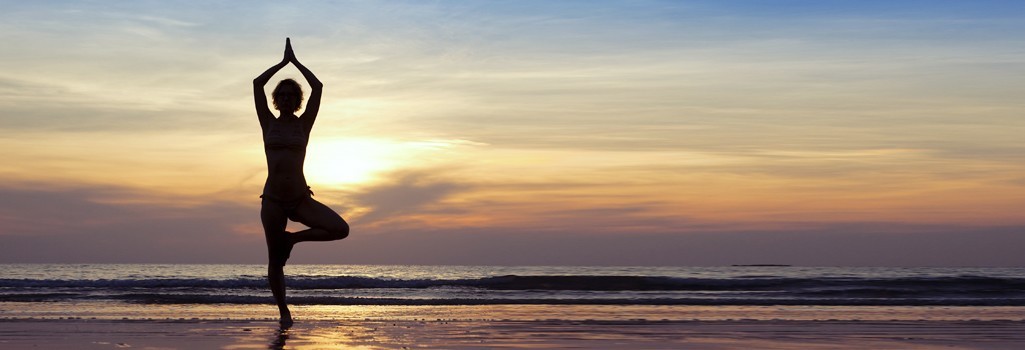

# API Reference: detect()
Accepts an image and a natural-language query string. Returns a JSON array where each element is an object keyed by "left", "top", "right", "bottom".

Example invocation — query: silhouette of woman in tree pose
[{"left": 254, "top": 38, "right": 349, "bottom": 328}]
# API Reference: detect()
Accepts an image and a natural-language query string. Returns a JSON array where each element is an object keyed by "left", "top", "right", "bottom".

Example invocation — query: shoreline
[{"left": 6, "top": 302, "right": 1025, "bottom": 321}]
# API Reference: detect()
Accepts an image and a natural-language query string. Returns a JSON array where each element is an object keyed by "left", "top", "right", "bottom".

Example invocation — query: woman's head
[{"left": 272, "top": 79, "right": 304, "bottom": 113}]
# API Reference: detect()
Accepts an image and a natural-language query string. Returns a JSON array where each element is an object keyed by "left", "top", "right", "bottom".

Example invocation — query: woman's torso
[{"left": 262, "top": 116, "right": 309, "bottom": 199}]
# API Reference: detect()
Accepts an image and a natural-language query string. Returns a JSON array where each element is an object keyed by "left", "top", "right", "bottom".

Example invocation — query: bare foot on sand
[{"left": 279, "top": 308, "right": 293, "bottom": 329}]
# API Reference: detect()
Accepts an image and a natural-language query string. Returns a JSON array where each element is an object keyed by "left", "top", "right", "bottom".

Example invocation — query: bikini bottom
[{"left": 261, "top": 187, "right": 314, "bottom": 218}]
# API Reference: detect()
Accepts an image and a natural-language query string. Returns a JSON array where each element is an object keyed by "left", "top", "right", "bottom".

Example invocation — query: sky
[{"left": 1, "top": 1, "right": 1024, "bottom": 266}]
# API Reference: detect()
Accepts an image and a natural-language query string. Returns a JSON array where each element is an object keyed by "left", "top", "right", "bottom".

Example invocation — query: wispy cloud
[{"left": 346, "top": 170, "right": 473, "bottom": 227}]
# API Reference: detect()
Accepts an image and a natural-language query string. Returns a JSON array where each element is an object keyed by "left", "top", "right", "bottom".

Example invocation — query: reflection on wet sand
[
  {"left": 218, "top": 318, "right": 1025, "bottom": 350},
  {"left": 6, "top": 305, "right": 1025, "bottom": 349},
  {"left": 269, "top": 328, "right": 287, "bottom": 349}
]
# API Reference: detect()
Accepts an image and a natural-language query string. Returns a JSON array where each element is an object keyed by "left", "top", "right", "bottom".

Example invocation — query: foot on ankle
[{"left": 274, "top": 231, "right": 296, "bottom": 266}]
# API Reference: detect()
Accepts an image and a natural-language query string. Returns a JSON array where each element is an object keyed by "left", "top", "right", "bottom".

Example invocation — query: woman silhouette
[{"left": 253, "top": 38, "right": 349, "bottom": 328}]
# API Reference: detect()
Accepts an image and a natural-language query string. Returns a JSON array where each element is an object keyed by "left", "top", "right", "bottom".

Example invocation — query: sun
[
  {"left": 303, "top": 138, "right": 399, "bottom": 186},
  {"left": 303, "top": 137, "right": 476, "bottom": 187}
]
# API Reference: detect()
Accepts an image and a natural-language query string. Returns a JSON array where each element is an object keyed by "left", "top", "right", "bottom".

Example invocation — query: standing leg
[
  {"left": 289, "top": 197, "right": 349, "bottom": 243},
  {"left": 261, "top": 200, "right": 293, "bottom": 328}
]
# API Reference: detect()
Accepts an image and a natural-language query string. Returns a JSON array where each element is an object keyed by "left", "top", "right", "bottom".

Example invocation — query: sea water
[{"left": 3, "top": 264, "right": 1025, "bottom": 321}]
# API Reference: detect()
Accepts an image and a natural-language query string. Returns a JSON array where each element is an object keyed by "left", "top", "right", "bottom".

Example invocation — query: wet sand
[
  {"left": 3, "top": 318, "right": 1025, "bottom": 349},
  {"left": 4, "top": 304, "right": 1025, "bottom": 349}
]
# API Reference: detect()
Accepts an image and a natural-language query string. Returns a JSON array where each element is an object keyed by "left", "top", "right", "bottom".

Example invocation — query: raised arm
[
  {"left": 254, "top": 42, "right": 290, "bottom": 129},
  {"left": 288, "top": 41, "right": 323, "bottom": 132}
]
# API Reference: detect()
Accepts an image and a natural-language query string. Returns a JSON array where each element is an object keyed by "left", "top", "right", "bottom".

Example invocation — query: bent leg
[
  {"left": 289, "top": 197, "right": 349, "bottom": 243},
  {"left": 261, "top": 201, "right": 293, "bottom": 328}
]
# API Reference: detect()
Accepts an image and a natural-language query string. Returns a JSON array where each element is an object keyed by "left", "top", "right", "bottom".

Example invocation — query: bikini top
[{"left": 264, "top": 118, "right": 308, "bottom": 152}]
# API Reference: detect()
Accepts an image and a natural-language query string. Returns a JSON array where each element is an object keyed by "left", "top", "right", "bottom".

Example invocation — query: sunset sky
[{"left": 2, "top": 1, "right": 1024, "bottom": 266}]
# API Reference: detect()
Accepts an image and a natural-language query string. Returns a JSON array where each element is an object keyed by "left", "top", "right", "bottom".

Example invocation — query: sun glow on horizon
[
  {"left": 304, "top": 138, "right": 402, "bottom": 186},
  {"left": 304, "top": 137, "right": 477, "bottom": 186}
]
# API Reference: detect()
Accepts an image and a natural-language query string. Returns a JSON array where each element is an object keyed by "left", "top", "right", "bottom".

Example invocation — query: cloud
[
  {"left": 346, "top": 170, "right": 472, "bottom": 227},
  {"left": 296, "top": 223, "right": 1025, "bottom": 267},
  {"left": 0, "top": 184, "right": 265, "bottom": 263},
  {"left": 3, "top": 180, "right": 1024, "bottom": 266}
]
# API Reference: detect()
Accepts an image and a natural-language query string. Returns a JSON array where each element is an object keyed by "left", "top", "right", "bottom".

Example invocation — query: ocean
[{"left": 3, "top": 264, "right": 1025, "bottom": 307}]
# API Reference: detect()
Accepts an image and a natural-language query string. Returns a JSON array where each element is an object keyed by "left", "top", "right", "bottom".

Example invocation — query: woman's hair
[{"left": 272, "top": 79, "right": 304, "bottom": 112}]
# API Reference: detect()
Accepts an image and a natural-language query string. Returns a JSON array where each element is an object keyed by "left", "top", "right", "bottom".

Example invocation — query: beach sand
[
  {"left": 4, "top": 304, "right": 1025, "bottom": 349},
  {"left": 3, "top": 318, "right": 1025, "bottom": 349}
]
